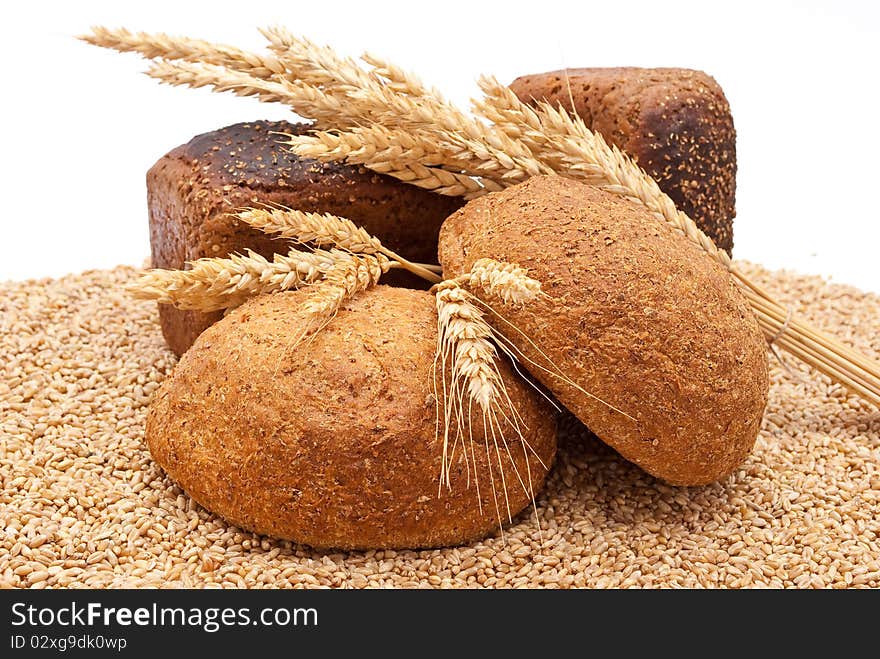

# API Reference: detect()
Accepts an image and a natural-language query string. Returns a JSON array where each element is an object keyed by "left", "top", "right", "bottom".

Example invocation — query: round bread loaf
[
  {"left": 438, "top": 176, "right": 768, "bottom": 486},
  {"left": 145, "top": 286, "right": 557, "bottom": 549}
]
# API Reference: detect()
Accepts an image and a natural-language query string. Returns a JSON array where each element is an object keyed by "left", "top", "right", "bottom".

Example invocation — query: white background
[{"left": 1, "top": 1, "right": 878, "bottom": 291}]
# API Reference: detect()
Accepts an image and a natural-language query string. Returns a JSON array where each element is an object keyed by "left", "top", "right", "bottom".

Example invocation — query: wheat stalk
[
  {"left": 127, "top": 248, "right": 342, "bottom": 312},
  {"left": 235, "top": 206, "right": 443, "bottom": 282}
]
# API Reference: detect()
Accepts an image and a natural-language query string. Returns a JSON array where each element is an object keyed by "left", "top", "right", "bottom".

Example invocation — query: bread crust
[
  {"left": 147, "top": 120, "right": 463, "bottom": 356},
  {"left": 509, "top": 68, "right": 736, "bottom": 254},
  {"left": 145, "top": 286, "right": 557, "bottom": 549},
  {"left": 438, "top": 176, "right": 767, "bottom": 485}
]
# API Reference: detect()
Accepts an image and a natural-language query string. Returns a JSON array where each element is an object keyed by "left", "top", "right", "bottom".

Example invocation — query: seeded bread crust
[
  {"left": 509, "top": 68, "right": 736, "bottom": 254},
  {"left": 147, "top": 120, "right": 463, "bottom": 356}
]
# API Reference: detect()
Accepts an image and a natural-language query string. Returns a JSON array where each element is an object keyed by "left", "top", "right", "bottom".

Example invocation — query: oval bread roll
[
  {"left": 438, "top": 176, "right": 768, "bottom": 485},
  {"left": 146, "top": 286, "right": 557, "bottom": 549}
]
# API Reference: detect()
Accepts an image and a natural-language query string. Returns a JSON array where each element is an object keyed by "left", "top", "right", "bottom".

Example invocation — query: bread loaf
[
  {"left": 145, "top": 286, "right": 557, "bottom": 549},
  {"left": 509, "top": 68, "right": 736, "bottom": 254},
  {"left": 147, "top": 120, "right": 462, "bottom": 356},
  {"left": 438, "top": 176, "right": 768, "bottom": 486}
]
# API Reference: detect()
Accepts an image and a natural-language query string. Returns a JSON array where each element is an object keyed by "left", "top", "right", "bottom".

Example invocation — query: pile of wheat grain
[{"left": 1, "top": 264, "right": 878, "bottom": 588}]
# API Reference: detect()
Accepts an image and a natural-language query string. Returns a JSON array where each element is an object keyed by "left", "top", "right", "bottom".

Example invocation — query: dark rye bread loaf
[
  {"left": 147, "top": 120, "right": 462, "bottom": 356},
  {"left": 509, "top": 68, "right": 736, "bottom": 254}
]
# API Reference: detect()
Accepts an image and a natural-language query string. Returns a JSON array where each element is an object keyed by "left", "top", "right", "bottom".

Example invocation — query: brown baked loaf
[
  {"left": 148, "top": 120, "right": 462, "bottom": 356},
  {"left": 438, "top": 176, "right": 768, "bottom": 486},
  {"left": 145, "top": 285, "right": 557, "bottom": 550},
  {"left": 509, "top": 68, "right": 736, "bottom": 254}
]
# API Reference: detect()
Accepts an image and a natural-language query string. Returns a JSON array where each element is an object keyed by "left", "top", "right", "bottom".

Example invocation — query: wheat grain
[
  {"left": 126, "top": 248, "right": 342, "bottom": 312},
  {"left": 3, "top": 263, "right": 879, "bottom": 588}
]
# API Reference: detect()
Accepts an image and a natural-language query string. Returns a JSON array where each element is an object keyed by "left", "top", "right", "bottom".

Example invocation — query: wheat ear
[
  {"left": 145, "top": 60, "right": 293, "bottom": 105},
  {"left": 297, "top": 253, "right": 389, "bottom": 338},
  {"left": 126, "top": 248, "right": 343, "bottom": 312},
  {"left": 85, "top": 26, "right": 548, "bottom": 194},
  {"left": 145, "top": 60, "right": 351, "bottom": 127},
  {"left": 283, "top": 109, "right": 550, "bottom": 198},
  {"left": 80, "top": 26, "right": 286, "bottom": 78},
  {"left": 455, "top": 258, "right": 545, "bottom": 306},
  {"left": 284, "top": 127, "right": 500, "bottom": 198},
  {"left": 234, "top": 206, "right": 442, "bottom": 283},
  {"left": 81, "top": 28, "right": 352, "bottom": 130},
  {"left": 260, "top": 27, "right": 552, "bottom": 185},
  {"left": 434, "top": 281, "right": 537, "bottom": 531},
  {"left": 260, "top": 26, "right": 380, "bottom": 95}
]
